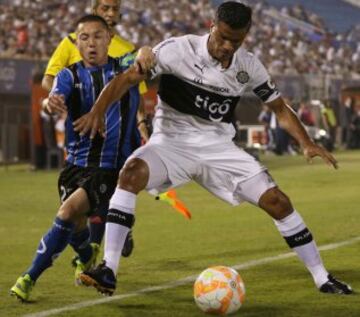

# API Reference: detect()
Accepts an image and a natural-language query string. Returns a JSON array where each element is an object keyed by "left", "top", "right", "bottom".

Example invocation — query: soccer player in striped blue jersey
[
  {"left": 42, "top": 0, "right": 148, "bottom": 261},
  {"left": 10, "top": 14, "right": 152, "bottom": 302}
]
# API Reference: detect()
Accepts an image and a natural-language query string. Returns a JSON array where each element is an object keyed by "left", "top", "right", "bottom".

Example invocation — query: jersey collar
[{"left": 199, "top": 34, "right": 238, "bottom": 72}]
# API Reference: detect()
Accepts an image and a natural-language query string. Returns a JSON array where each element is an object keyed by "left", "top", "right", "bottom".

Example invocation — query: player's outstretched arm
[
  {"left": 137, "top": 97, "right": 149, "bottom": 143},
  {"left": 42, "top": 75, "right": 55, "bottom": 92},
  {"left": 134, "top": 46, "right": 154, "bottom": 143},
  {"left": 73, "top": 67, "right": 147, "bottom": 139},
  {"left": 42, "top": 94, "right": 67, "bottom": 115},
  {"left": 267, "top": 97, "right": 338, "bottom": 169}
]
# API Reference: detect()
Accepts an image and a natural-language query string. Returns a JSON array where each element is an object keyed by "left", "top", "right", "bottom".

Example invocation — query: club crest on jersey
[
  {"left": 236, "top": 71, "right": 249, "bottom": 84},
  {"left": 99, "top": 183, "right": 107, "bottom": 194}
]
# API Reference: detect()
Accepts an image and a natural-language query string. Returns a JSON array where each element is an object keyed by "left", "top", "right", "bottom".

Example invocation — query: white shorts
[{"left": 129, "top": 133, "right": 276, "bottom": 206}]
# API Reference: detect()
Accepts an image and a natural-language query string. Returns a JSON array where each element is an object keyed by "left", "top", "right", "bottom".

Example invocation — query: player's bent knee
[
  {"left": 57, "top": 205, "right": 77, "bottom": 222},
  {"left": 259, "top": 187, "right": 293, "bottom": 220},
  {"left": 57, "top": 200, "right": 86, "bottom": 223},
  {"left": 119, "top": 158, "right": 149, "bottom": 193}
]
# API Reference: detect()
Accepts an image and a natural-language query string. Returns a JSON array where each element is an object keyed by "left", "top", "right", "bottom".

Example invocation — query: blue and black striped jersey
[{"left": 51, "top": 54, "right": 141, "bottom": 169}]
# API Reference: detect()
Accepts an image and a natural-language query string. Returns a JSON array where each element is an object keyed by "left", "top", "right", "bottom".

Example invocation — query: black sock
[{"left": 89, "top": 212, "right": 106, "bottom": 245}]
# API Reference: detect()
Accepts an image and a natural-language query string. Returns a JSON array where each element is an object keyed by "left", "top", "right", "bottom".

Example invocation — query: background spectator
[{"left": 0, "top": 0, "right": 359, "bottom": 78}]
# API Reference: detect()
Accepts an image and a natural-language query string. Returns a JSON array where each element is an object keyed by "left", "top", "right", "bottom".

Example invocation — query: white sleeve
[
  {"left": 150, "top": 38, "right": 184, "bottom": 78},
  {"left": 249, "top": 56, "right": 280, "bottom": 103}
]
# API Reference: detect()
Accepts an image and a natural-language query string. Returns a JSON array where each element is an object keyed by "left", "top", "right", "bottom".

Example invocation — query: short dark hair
[
  {"left": 91, "top": 0, "right": 121, "bottom": 10},
  {"left": 216, "top": 1, "right": 252, "bottom": 30},
  {"left": 76, "top": 14, "right": 109, "bottom": 31}
]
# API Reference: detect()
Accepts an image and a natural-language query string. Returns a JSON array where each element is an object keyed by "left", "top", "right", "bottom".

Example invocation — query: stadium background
[{"left": 0, "top": 0, "right": 360, "bottom": 167}]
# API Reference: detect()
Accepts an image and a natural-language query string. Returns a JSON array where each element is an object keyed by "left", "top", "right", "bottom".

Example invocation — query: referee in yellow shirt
[{"left": 41, "top": 0, "right": 147, "bottom": 263}]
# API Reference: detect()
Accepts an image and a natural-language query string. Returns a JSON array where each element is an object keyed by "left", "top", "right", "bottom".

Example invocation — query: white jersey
[{"left": 150, "top": 34, "right": 280, "bottom": 139}]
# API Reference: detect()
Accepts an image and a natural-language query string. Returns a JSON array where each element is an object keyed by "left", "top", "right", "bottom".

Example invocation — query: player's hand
[
  {"left": 45, "top": 94, "right": 67, "bottom": 114},
  {"left": 135, "top": 46, "right": 155, "bottom": 74},
  {"left": 73, "top": 109, "right": 105, "bottom": 139},
  {"left": 303, "top": 141, "right": 338, "bottom": 169}
]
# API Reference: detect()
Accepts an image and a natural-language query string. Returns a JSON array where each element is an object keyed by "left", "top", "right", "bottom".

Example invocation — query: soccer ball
[{"left": 193, "top": 266, "right": 245, "bottom": 315}]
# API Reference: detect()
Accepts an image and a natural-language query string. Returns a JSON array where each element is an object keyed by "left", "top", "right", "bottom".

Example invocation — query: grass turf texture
[{"left": 0, "top": 150, "right": 359, "bottom": 317}]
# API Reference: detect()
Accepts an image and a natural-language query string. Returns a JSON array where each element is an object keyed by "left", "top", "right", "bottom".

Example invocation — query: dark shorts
[{"left": 57, "top": 163, "right": 119, "bottom": 215}]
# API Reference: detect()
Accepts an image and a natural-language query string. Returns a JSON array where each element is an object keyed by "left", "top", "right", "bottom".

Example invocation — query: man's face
[
  {"left": 94, "top": 0, "right": 120, "bottom": 28},
  {"left": 208, "top": 21, "right": 248, "bottom": 65},
  {"left": 76, "top": 21, "right": 111, "bottom": 67}
]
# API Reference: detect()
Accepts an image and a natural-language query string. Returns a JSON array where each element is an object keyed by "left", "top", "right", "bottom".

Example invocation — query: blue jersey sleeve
[{"left": 50, "top": 68, "right": 74, "bottom": 105}]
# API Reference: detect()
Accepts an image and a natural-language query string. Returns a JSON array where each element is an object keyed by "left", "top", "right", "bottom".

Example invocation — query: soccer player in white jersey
[{"left": 74, "top": 1, "right": 353, "bottom": 296}]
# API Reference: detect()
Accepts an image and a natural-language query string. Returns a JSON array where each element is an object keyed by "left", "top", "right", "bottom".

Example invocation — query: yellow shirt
[
  {"left": 321, "top": 107, "right": 337, "bottom": 127},
  {"left": 44, "top": 32, "right": 147, "bottom": 94}
]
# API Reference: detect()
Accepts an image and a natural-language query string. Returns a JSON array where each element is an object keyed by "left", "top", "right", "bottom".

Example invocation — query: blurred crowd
[
  {"left": 0, "top": 0, "right": 89, "bottom": 59},
  {"left": 117, "top": 0, "right": 214, "bottom": 47},
  {"left": 277, "top": 3, "right": 326, "bottom": 30},
  {"left": 258, "top": 97, "right": 360, "bottom": 155},
  {"left": 0, "top": 0, "right": 359, "bottom": 77},
  {"left": 245, "top": 2, "right": 360, "bottom": 77}
]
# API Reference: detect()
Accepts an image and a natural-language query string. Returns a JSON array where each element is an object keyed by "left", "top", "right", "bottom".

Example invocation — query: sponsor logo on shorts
[{"left": 99, "top": 183, "right": 107, "bottom": 194}]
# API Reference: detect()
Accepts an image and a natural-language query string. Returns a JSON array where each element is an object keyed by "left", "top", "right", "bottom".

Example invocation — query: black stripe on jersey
[
  {"left": 113, "top": 57, "right": 122, "bottom": 75},
  {"left": 87, "top": 69, "right": 106, "bottom": 167},
  {"left": 158, "top": 74, "right": 239, "bottom": 123},
  {"left": 91, "top": 68, "right": 105, "bottom": 99},
  {"left": 67, "top": 64, "right": 82, "bottom": 153},
  {"left": 67, "top": 64, "right": 82, "bottom": 121},
  {"left": 284, "top": 228, "right": 313, "bottom": 248}
]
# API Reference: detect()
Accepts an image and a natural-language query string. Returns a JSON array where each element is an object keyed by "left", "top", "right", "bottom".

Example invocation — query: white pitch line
[{"left": 23, "top": 236, "right": 360, "bottom": 317}]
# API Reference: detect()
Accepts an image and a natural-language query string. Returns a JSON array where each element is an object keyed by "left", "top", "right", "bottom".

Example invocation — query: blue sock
[
  {"left": 69, "top": 228, "right": 93, "bottom": 263},
  {"left": 26, "top": 217, "right": 74, "bottom": 281}
]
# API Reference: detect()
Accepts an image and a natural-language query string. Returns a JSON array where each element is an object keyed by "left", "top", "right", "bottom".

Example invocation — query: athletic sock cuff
[
  {"left": 273, "top": 210, "right": 305, "bottom": 237},
  {"left": 283, "top": 228, "right": 313, "bottom": 248},
  {"left": 107, "top": 209, "right": 135, "bottom": 228},
  {"left": 109, "top": 188, "right": 136, "bottom": 214},
  {"left": 54, "top": 217, "right": 74, "bottom": 232}
]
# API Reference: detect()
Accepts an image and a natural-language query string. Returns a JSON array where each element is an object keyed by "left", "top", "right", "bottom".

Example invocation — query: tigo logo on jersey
[{"left": 194, "top": 95, "right": 232, "bottom": 122}]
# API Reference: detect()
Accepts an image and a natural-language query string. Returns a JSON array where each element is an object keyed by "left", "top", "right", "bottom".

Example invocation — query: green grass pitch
[{"left": 0, "top": 150, "right": 359, "bottom": 317}]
